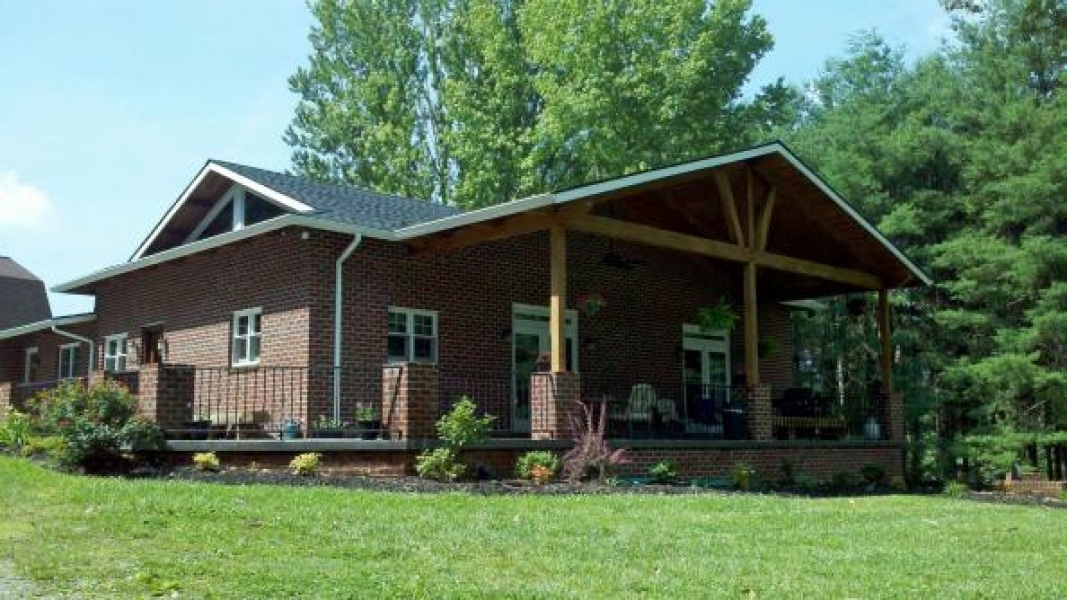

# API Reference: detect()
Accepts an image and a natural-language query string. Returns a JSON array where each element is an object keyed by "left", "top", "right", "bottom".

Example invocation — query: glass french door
[
  {"left": 682, "top": 324, "right": 730, "bottom": 428},
  {"left": 511, "top": 304, "right": 577, "bottom": 432}
]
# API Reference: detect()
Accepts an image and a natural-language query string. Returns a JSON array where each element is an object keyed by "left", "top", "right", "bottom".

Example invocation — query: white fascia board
[
  {"left": 395, "top": 194, "right": 554, "bottom": 239},
  {"left": 54, "top": 215, "right": 389, "bottom": 294},
  {"left": 0, "top": 314, "right": 96, "bottom": 341},
  {"left": 550, "top": 144, "right": 781, "bottom": 204},
  {"left": 775, "top": 150, "right": 933, "bottom": 286},
  {"left": 208, "top": 163, "right": 315, "bottom": 214},
  {"left": 131, "top": 163, "right": 318, "bottom": 261}
]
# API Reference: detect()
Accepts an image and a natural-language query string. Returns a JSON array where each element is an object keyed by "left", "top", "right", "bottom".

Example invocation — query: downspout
[
  {"left": 333, "top": 233, "right": 364, "bottom": 422},
  {"left": 52, "top": 324, "right": 95, "bottom": 378}
]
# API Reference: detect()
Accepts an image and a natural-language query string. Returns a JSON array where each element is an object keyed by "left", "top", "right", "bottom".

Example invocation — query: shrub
[
  {"left": 648, "top": 460, "right": 678, "bottom": 485},
  {"left": 778, "top": 458, "right": 798, "bottom": 488},
  {"left": 192, "top": 452, "right": 220, "bottom": 472},
  {"left": 795, "top": 474, "right": 819, "bottom": 494},
  {"left": 562, "top": 399, "right": 629, "bottom": 483},
  {"left": 516, "top": 450, "right": 560, "bottom": 483},
  {"left": 416, "top": 397, "right": 493, "bottom": 481},
  {"left": 28, "top": 380, "right": 165, "bottom": 473},
  {"left": 730, "top": 462, "right": 757, "bottom": 491},
  {"left": 416, "top": 447, "right": 464, "bottom": 482},
  {"left": 943, "top": 481, "right": 969, "bottom": 498},
  {"left": 0, "top": 409, "right": 32, "bottom": 452},
  {"left": 829, "top": 471, "right": 857, "bottom": 492},
  {"left": 20, "top": 435, "right": 67, "bottom": 459},
  {"left": 861, "top": 464, "right": 886, "bottom": 485},
  {"left": 289, "top": 452, "right": 321, "bottom": 476},
  {"left": 436, "top": 397, "right": 493, "bottom": 447},
  {"left": 889, "top": 475, "right": 908, "bottom": 492}
]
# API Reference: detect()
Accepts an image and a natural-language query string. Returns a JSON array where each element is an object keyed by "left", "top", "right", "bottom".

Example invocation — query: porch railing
[
  {"left": 592, "top": 383, "right": 750, "bottom": 440},
  {"left": 163, "top": 365, "right": 391, "bottom": 440},
  {"left": 772, "top": 386, "right": 886, "bottom": 441},
  {"left": 437, "top": 369, "right": 517, "bottom": 434},
  {"left": 10, "top": 377, "right": 87, "bottom": 409}
]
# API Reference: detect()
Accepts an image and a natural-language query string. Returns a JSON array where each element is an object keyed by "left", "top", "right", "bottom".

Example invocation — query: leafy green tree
[{"left": 286, "top": 0, "right": 792, "bottom": 208}]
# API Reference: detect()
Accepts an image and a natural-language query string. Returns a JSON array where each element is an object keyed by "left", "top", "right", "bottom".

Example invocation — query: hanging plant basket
[
  {"left": 697, "top": 297, "right": 738, "bottom": 332},
  {"left": 578, "top": 292, "right": 607, "bottom": 316}
]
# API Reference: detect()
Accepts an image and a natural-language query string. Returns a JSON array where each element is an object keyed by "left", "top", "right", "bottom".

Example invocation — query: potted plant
[
  {"left": 356, "top": 405, "right": 381, "bottom": 440},
  {"left": 577, "top": 291, "right": 606, "bottom": 316},
  {"left": 697, "top": 297, "right": 738, "bottom": 332},
  {"left": 281, "top": 418, "right": 302, "bottom": 440},
  {"left": 311, "top": 414, "right": 347, "bottom": 439}
]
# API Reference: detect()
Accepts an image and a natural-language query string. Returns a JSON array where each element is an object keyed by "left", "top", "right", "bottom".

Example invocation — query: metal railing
[
  {"left": 10, "top": 377, "right": 87, "bottom": 410},
  {"left": 587, "top": 382, "right": 749, "bottom": 440},
  {"left": 163, "top": 365, "right": 394, "bottom": 440},
  {"left": 437, "top": 369, "right": 518, "bottom": 434},
  {"left": 771, "top": 387, "right": 886, "bottom": 440}
]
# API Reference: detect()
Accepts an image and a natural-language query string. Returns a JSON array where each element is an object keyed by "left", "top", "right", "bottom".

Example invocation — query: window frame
[
  {"left": 23, "top": 346, "right": 39, "bottom": 383},
  {"left": 103, "top": 334, "right": 129, "bottom": 373},
  {"left": 387, "top": 307, "right": 439, "bottom": 364},
  {"left": 58, "top": 343, "right": 80, "bottom": 380},
  {"left": 231, "top": 308, "right": 263, "bottom": 367}
]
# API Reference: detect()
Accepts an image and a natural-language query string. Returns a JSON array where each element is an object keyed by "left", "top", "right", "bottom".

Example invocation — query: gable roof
[
  {"left": 56, "top": 141, "right": 930, "bottom": 295},
  {"left": 211, "top": 161, "right": 461, "bottom": 231},
  {"left": 0, "top": 257, "right": 51, "bottom": 329}
]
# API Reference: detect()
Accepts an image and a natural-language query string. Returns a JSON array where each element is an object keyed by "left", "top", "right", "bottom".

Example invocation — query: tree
[{"left": 286, "top": 0, "right": 792, "bottom": 208}]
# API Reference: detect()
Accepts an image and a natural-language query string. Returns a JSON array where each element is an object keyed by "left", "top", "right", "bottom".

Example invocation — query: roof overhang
[{"left": 0, "top": 313, "right": 97, "bottom": 341}]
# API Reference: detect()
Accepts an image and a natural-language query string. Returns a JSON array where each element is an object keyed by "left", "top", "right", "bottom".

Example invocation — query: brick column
[
  {"left": 382, "top": 363, "right": 439, "bottom": 440},
  {"left": 530, "top": 371, "right": 581, "bottom": 440},
  {"left": 136, "top": 364, "right": 194, "bottom": 430},
  {"left": 746, "top": 384, "right": 773, "bottom": 441},
  {"left": 136, "top": 364, "right": 160, "bottom": 422}
]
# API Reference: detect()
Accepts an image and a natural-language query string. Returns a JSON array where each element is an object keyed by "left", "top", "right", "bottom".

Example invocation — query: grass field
[{"left": 1, "top": 457, "right": 1065, "bottom": 598}]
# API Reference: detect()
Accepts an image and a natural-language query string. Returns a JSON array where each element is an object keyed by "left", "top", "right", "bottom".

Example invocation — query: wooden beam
[
  {"left": 714, "top": 171, "right": 744, "bottom": 246},
  {"left": 744, "top": 262, "right": 759, "bottom": 388},
  {"left": 877, "top": 289, "right": 894, "bottom": 396},
  {"left": 411, "top": 212, "right": 554, "bottom": 255},
  {"left": 746, "top": 167, "right": 756, "bottom": 250},
  {"left": 756, "top": 186, "right": 776, "bottom": 251},
  {"left": 549, "top": 224, "right": 567, "bottom": 373},
  {"left": 566, "top": 214, "right": 882, "bottom": 289}
]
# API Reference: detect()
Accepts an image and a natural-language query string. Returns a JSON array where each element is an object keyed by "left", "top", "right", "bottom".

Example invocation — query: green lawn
[{"left": 1, "top": 458, "right": 1065, "bottom": 598}]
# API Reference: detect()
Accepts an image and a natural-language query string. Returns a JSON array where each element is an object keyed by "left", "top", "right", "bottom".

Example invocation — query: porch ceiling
[{"left": 408, "top": 144, "right": 928, "bottom": 301}]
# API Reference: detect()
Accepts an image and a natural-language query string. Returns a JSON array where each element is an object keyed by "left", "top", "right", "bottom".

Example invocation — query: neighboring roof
[
  {"left": 0, "top": 313, "right": 95, "bottom": 341},
  {"left": 0, "top": 257, "right": 51, "bottom": 329},
  {"left": 56, "top": 141, "right": 930, "bottom": 295},
  {"left": 0, "top": 257, "right": 42, "bottom": 281},
  {"left": 212, "top": 161, "right": 461, "bottom": 231}
]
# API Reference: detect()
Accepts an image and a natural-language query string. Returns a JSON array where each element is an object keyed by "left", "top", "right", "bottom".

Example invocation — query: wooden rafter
[
  {"left": 756, "top": 186, "right": 777, "bottom": 252},
  {"left": 564, "top": 213, "right": 881, "bottom": 289},
  {"left": 714, "top": 171, "right": 744, "bottom": 246}
]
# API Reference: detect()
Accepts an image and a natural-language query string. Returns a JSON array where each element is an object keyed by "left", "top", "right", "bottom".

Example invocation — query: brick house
[{"left": 0, "top": 142, "right": 929, "bottom": 479}]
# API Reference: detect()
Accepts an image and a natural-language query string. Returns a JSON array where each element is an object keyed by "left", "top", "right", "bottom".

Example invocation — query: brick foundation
[
  {"left": 530, "top": 372, "right": 581, "bottom": 440},
  {"left": 382, "top": 363, "right": 439, "bottom": 440},
  {"left": 747, "top": 385, "right": 773, "bottom": 441}
]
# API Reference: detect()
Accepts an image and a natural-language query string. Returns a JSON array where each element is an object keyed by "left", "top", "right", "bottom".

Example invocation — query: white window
[
  {"left": 387, "top": 308, "right": 438, "bottom": 363},
  {"left": 24, "top": 347, "right": 39, "bottom": 383},
  {"left": 59, "top": 343, "right": 80, "bottom": 379},
  {"left": 232, "top": 308, "right": 262, "bottom": 366},
  {"left": 104, "top": 334, "right": 128, "bottom": 372}
]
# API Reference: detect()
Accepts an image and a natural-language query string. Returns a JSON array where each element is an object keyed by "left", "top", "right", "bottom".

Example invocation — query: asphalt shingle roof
[{"left": 211, "top": 161, "right": 461, "bottom": 231}]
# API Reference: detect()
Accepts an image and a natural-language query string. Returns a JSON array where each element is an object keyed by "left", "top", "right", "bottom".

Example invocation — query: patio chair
[{"left": 627, "top": 384, "right": 659, "bottom": 435}]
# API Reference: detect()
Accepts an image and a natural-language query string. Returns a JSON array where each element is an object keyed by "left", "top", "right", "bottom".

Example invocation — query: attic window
[{"left": 188, "top": 186, "right": 287, "bottom": 243}]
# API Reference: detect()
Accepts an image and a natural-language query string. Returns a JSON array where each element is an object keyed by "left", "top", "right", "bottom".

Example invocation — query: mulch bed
[{"left": 963, "top": 490, "right": 1067, "bottom": 510}]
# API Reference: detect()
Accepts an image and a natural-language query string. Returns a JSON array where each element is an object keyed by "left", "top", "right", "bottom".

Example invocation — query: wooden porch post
[
  {"left": 549, "top": 224, "right": 567, "bottom": 373},
  {"left": 743, "top": 262, "right": 759, "bottom": 388},
  {"left": 877, "top": 289, "right": 893, "bottom": 395}
]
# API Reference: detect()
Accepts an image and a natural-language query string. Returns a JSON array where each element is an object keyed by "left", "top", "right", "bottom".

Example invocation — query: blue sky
[{"left": 0, "top": 0, "right": 951, "bottom": 316}]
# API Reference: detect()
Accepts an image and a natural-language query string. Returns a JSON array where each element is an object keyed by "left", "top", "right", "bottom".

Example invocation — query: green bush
[
  {"left": 0, "top": 409, "right": 32, "bottom": 452},
  {"left": 289, "top": 452, "right": 321, "bottom": 476},
  {"left": 193, "top": 452, "right": 220, "bottom": 472},
  {"left": 416, "top": 447, "right": 464, "bottom": 482},
  {"left": 943, "top": 481, "right": 970, "bottom": 498},
  {"left": 19, "top": 435, "right": 67, "bottom": 459},
  {"left": 417, "top": 397, "right": 493, "bottom": 481},
  {"left": 829, "top": 471, "right": 857, "bottom": 492},
  {"left": 648, "top": 460, "right": 678, "bottom": 485},
  {"left": 516, "top": 451, "right": 560, "bottom": 482},
  {"left": 730, "top": 462, "right": 757, "bottom": 491},
  {"left": 861, "top": 464, "right": 886, "bottom": 485},
  {"left": 29, "top": 380, "right": 165, "bottom": 472},
  {"left": 436, "top": 397, "right": 494, "bottom": 447}
]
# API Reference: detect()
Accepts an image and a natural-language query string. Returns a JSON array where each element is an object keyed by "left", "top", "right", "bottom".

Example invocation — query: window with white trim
[
  {"left": 387, "top": 308, "right": 438, "bottom": 363},
  {"left": 232, "top": 308, "right": 262, "bottom": 366},
  {"left": 104, "top": 334, "right": 128, "bottom": 372},
  {"left": 24, "top": 347, "right": 39, "bottom": 383},
  {"left": 59, "top": 343, "right": 80, "bottom": 379}
]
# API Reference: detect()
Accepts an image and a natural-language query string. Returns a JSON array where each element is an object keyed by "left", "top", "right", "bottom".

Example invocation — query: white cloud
[{"left": 0, "top": 171, "right": 52, "bottom": 230}]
